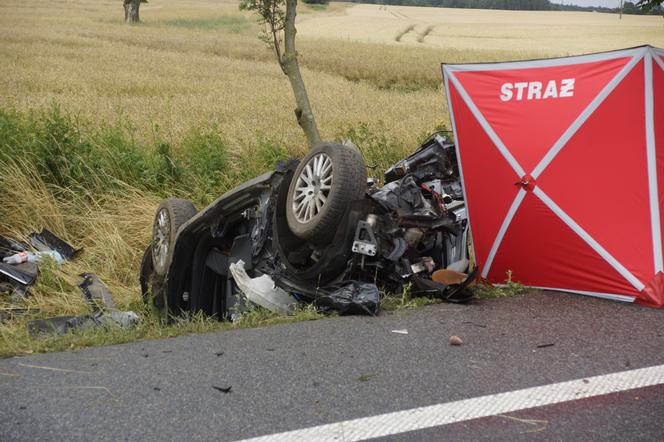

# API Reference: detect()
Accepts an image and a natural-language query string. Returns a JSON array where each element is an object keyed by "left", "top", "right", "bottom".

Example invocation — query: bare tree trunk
[
  {"left": 620, "top": 0, "right": 624, "bottom": 19},
  {"left": 280, "top": 0, "right": 321, "bottom": 149},
  {"left": 124, "top": 0, "right": 140, "bottom": 24}
]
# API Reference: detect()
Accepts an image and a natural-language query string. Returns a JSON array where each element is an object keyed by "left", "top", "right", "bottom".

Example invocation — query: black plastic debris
[
  {"left": 27, "top": 309, "right": 139, "bottom": 336},
  {"left": 29, "top": 229, "right": 80, "bottom": 260},
  {"left": 1, "top": 231, "right": 78, "bottom": 301},
  {"left": 0, "top": 307, "right": 28, "bottom": 323},
  {"left": 369, "top": 176, "right": 437, "bottom": 217},
  {"left": 0, "top": 261, "right": 38, "bottom": 286},
  {"left": 212, "top": 385, "right": 232, "bottom": 394},
  {"left": 315, "top": 281, "right": 380, "bottom": 316},
  {"left": 0, "top": 234, "right": 28, "bottom": 256},
  {"left": 28, "top": 315, "right": 97, "bottom": 336}
]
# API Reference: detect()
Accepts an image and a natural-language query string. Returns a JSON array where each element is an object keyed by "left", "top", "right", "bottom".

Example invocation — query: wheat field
[{"left": 0, "top": 0, "right": 661, "bottom": 355}]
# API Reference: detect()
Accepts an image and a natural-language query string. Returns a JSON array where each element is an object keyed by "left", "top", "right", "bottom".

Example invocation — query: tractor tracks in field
[{"left": 395, "top": 24, "right": 436, "bottom": 44}]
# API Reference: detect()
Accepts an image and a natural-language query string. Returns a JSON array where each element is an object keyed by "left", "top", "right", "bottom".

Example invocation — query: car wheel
[
  {"left": 286, "top": 142, "right": 366, "bottom": 243},
  {"left": 152, "top": 198, "right": 197, "bottom": 276}
]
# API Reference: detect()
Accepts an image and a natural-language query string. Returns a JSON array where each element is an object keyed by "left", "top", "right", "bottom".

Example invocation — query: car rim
[
  {"left": 153, "top": 208, "right": 171, "bottom": 270},
  {"left": 292, "top": 153, "right": 333, "bottom": 223}
]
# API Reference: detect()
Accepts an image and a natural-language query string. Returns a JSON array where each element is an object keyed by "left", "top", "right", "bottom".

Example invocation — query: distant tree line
[{"left": 341, "top": 0, "right": 663, "bottom": 15}]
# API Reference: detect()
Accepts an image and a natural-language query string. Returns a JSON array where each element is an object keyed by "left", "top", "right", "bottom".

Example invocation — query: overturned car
[{"left": 140, "top": 133, "right": 476, "bottom": 318}]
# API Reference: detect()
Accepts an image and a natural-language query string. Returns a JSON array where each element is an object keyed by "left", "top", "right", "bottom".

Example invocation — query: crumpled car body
[{"left": 140, "top": 133, "right": 474, "bottom": 318}]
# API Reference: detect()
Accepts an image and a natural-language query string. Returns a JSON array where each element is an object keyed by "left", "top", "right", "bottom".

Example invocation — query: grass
[
  {"left": 417, "top": 25, "right": 435, "bottom": 43},
  {"left": 0, "top": 301, "right": 326, "bottom": 358},
  {"left": 395, "top": 24, "right": 416, "bottom": 42},
  {"left": 472, "top": 271, "right": 532, "bottom": 299},
  {"left": 158, "top": 16, "right": 251, "bottom": 33},
  {"left": 0, "top": 0, "right": 656, "bottom": 357}
]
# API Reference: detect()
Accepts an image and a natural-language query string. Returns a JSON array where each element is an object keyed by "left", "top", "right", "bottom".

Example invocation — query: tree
[
  {"left": 241, "top": 0, "right": 322, "bottom": 148},
  {"left": 636, "top": 0, "right": 663, "bottom": 11},
  {"left": 636, "top": 0, "right": 664, "bottom": 19},
  {"left": 124, "top": 0, "right": 141, "bottom": 23}
]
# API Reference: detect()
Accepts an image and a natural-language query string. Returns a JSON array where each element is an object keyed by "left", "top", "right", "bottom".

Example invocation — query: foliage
[
  {"left": 472, "top": 271, "right": 532, "bottom": 299},
  {"left": 635, "top": 0, "right": 663, "bottom": 12},
  {"left": 240, "top": 0, "right": 286, "bottom": 50},
  {"left": 160, "top": 16, "right": 251, "bottom": 32}
]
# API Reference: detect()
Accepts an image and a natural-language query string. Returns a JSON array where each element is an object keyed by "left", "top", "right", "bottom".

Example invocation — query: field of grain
[
  {"left": 0, "top": 0, "right": 661, "bottom": 355},
  {"left": 298, "top": 4, "right": 664, "bottom": 53}
]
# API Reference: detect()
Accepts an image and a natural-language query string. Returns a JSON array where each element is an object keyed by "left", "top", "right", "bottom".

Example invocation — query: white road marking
[{"left": 239, "top": 364, "right": 664, "bottom": 442}]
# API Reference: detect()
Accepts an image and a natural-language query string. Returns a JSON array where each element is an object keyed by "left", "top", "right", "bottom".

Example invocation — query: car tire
[
  {"left": 286, "top": 142, "right": 366, "bottom": 243},
  {"left": 151, "top": 198, "right": 197, "bottom": 276}
]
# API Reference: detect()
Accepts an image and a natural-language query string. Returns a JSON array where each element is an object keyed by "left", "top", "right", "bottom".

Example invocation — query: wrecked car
[{"left": 140, "top": 133, "right": 475, "bottom": 318}]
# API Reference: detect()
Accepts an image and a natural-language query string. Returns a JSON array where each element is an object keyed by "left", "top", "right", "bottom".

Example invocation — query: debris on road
[
  {"left": 314, "top": 281, "right": 380, "bottom": 316},
  {"left": 449, "top": 335, "right": 463, "bottom": 346},
  {"left": 212, "top": 385, "right": 232, "bottom": 394},
  {"left": 391, "top": 329, "right": 409, "bottom": 335}
]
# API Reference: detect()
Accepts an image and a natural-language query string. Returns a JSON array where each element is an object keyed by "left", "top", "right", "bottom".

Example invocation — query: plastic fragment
[{"left": 229, "top": 260, "right": 294, "bottom": 315}]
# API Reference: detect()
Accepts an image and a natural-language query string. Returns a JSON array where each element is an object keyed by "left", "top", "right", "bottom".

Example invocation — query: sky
[{"left": 565, "top": 0, "right": 622, "bottom": 7}]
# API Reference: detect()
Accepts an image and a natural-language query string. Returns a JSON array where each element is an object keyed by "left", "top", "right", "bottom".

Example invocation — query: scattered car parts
[{"left": 28, "top": 273, "right": 138, "bottom": 336}]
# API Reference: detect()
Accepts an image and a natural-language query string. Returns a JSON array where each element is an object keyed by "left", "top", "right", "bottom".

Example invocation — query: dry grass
[
  {"left": 298, "top": 4, "right": 664, "bottom": 53},
  {"left": 0, "top": 0, "right": 661, "bottom": 356}
]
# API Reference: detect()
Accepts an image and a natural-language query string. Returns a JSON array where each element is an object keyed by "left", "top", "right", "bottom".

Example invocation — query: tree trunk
[
  {"left": 124, "top": 0, "right": 140, "bottom": 24},
  {"left": 281, "top": 0, "right": 321, "bottom": 149}
]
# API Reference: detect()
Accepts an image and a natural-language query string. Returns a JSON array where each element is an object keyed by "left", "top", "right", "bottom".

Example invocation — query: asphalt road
[{"left": 1, "top": 291, "right": 663, "bottom": 441}]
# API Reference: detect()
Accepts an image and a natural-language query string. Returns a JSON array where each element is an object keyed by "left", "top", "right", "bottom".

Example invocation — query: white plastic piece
[
  {"left": 229, "top": 260, "right": 294, "bottom": 315},
  {"left": 446, "top": 258, "right": 470, "bottom": 273},
  {"left": 98, "top": 310, "right": 140, "bottom": 328},
  {"left": 391, "top": 329, "right": 408, "bottom": 335},
  {"left": 2, "top": 250, "right": 64, "bottom": 265}
]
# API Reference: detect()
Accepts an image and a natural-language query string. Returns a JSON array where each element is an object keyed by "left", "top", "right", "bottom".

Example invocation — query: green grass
[
  {"left": 304, "top": 4, "right": 329, "bottom": 12},
  {"left": 0, "top": 299, "right": 328, "bottom": 358},
  {"left": 0, "top": 106, "right": 525, "bottom": 358},
  {"left": 159, "top": 16, "right": 251, "bottom": 33},
  {"left": 472, "top": 271, "right": 532, "bottom": 299}
]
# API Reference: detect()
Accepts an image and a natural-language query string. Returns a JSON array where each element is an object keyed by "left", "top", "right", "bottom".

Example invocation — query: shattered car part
[
  {"left": 140, "top": 133, "right": 476, "bottom": 318},
  {"left": 28, "top": 273, "right": 138, "bottom": 336},
  {"left": 229, "top": 260, "right": 294, "bottom": 315},
  {"left": 314, "top": 281, "right": 380, "bottom": 316},
  {"left": 352, "top": 220, "right": 378, "bottom": 257},
  {"left": 0, "top": 261, "right": 37, "bottom": 286},
  {"left": 78, "top": 273, "right": 116, "bottom": 311},
  {"left": 0, "top": 234, "right": 28, "bottom": 256},
  {"left": 29, "top": 229, "right": 80, "bottom": 260},
  {"left": 27, "top": 310, "right": 139, "bottom": 336}
]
